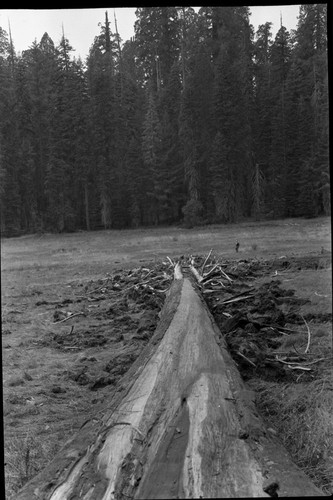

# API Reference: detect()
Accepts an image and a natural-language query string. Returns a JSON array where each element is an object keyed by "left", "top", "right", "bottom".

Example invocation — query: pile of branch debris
[
  {"left": 43, "top": 251, "right": 328, "bottom": 383},
  {"left": 178, "top": 251, "right": 329, "bottom": 383}
]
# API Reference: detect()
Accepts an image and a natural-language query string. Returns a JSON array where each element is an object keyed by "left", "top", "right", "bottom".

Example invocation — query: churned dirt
[{"left": 1, "top": 217, "right": 332, "bottom": 497}]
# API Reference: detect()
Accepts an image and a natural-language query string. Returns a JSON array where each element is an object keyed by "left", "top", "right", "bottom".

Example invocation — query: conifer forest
[{"left": 0, "top": 5, "right": 329, "bottom": 236}]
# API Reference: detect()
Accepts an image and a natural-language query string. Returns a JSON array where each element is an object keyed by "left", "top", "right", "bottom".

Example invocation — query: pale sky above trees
[{"left": 0, "top": 6, "right": 300, "bottom": 60}]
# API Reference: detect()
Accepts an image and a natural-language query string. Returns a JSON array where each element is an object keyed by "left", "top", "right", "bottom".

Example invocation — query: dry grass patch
[
  {"left": 23, "top": 371, "right": 33, "bottom": 381},
  {"left": 254, "top": 309, "right": 333, "bottom": 494},
  {"left": 2, "top": 220, "right": 331, "bottom": 496},
  {"left": 47, "top": 359, "right": 68, "bottom": 370},
  {"left": 249, "top": 364, "right": 333, "bottom": 494},
  {"left": 7, "top": 376, "right": 25, "bottom": 387},
  {"left": 5, "top": 430, "right": 61, "bottom": 498},
  {"left": 280, "top": 331, "right": 308, "bottom": 350},
  {"left": 11, "top": 405, "right": 41, "bottom": 419},
  {"left": 6, "top": 394, "right": 26, "bottom": 406},
  {"left": 24, "top": 359, "right": 38, "bottom": 370}
]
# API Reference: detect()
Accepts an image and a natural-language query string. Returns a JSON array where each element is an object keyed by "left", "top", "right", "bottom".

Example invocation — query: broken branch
[
  {"left": 202, "top": 263, "right": 219, "bottom": 280},
  {"left": 201, "top": 249, "right": 213, "bottom": 275},
  {"left": 237, "top": 351, "right": 256, "bottom": 367},
  {"left": 287, "top": 365, "right": 312, "bottom": 371},
  {"left": 189, "top": 264, "right": 203, "bottom": 283},
  {"left": 301, "top": 315, "right": 311, "bottom": 354},
  {"left": 220, "top": 268, "right": 233, "bottom": 282},
  {"left": 174, "top": 262, "right": 183, "bottom": 280},
  {"left": 86, "top": 279, "right": 109, "bottom": 295},
  {"left": 53, "top": 312, "right": 85, "bottom": 324},
  {"left": 220, "top": 295, "right": 254, "bottom": 305},
  {"left": 166, "top": 256, "right": 175, "bottom": 267},
  {"left": 274, "top": 356, "right": 312, "bottom": 371}
]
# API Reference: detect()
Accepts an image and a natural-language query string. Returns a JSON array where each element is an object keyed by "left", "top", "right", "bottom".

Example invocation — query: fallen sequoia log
[{"left": 17, "top": 263, "right": 324, "bottom": 499}]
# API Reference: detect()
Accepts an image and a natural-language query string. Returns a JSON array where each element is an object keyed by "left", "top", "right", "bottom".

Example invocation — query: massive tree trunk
[{"left": 16, "top": 265, "right": 323, "bottom": 499}]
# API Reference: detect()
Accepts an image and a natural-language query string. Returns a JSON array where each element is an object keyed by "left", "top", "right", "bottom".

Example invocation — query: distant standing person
[{"left": 235, "top": 241, "right": 240, "bottom": 253}]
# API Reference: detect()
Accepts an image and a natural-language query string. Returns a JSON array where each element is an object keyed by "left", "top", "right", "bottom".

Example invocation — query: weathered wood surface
[{"left": 16, "top": 266, "right": 324, "bottom": 499}]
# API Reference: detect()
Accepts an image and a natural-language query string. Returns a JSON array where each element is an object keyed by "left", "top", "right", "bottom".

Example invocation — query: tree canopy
[{"left": 0, "top": 5, "right": 329, "bottom": 235}]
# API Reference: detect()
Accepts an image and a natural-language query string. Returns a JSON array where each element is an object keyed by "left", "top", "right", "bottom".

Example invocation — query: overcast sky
[{"left": 0, "top": 6, "right": 301, "bottom": 62}]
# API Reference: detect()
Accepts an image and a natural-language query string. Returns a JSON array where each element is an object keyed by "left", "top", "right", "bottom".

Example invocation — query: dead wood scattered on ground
[
  {"left": 186, "top": 250, "right": 331, "bottom": 381},
  {"left": 15, "top": 257, "right": 325, "bottom": 499},
  {"left": 43, "top": 251, "right": 329, "bottom": 379},
  {"left": 9, "top": 250, "right": 331, "bottom": 498}
]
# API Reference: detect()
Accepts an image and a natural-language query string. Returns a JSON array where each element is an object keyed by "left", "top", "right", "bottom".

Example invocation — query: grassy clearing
[
  {"left": 249, "top": 257, "right": 332, "bottom": 493},
  {"left": 5, "top": 429, "right": 64, "bottom": 495},
  {"left": 249, "top": 368, "right": 333, "bottom": 492},
  {"left": 2, "top": 216, "right": 331, "bottom": 497},
  {"left": 1, "top": 217, "right": 330, "bottom": 277},
  {"left": 7, "top": 376, "right": 25, "bottom": 387}
]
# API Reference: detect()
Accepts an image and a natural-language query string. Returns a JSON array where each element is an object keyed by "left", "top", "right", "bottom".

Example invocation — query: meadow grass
[
  {"left": 250, "top": 368, "right": 333, "bottom": 493},
  {"left": 5, "top": 430, "right": 62, "bottom": 495},
  {"left": 1, "top": 216, "right": 331, "bottom": 276},
  {"left": 7, "top": 376, "right": 25, "bottom": 387},
  {"left": 2, "top": 216, "right": 331, "bottom": 496}
]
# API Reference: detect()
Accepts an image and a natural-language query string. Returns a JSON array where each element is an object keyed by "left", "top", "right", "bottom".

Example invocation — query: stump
[{"left": 16, "top": 265, "right": 324, "bottom": 499}]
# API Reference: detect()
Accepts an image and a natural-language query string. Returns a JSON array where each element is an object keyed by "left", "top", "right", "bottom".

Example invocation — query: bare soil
[{"left": 1, "top": 217, "right": 332, "bottom": 497}]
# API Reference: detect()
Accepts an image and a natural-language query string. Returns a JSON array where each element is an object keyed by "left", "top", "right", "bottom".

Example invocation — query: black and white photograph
[{"left": 1, "top": 4, "right": 331, "bottom": 498}]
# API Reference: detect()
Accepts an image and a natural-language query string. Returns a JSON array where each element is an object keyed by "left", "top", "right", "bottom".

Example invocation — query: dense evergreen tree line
[{"left": 0, "top": 5, "right": 329, "bottom": 235}]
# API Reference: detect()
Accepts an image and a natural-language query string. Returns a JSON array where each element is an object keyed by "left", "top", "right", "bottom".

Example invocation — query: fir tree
[
  {"left": 142, "top": 88, "right": 163, "bottom": 224},
  {"left": 0, "top": 5, "right": 329, "bottom": 234}
]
